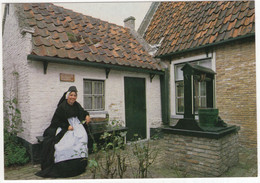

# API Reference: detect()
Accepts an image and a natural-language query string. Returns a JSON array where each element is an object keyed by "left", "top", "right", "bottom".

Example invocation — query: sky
[
  {"left": 1, "top": 1, "right": 153, "bottom": 30},
  {"left": 55, "top": 2, "right": 152, "bottom": 30}
]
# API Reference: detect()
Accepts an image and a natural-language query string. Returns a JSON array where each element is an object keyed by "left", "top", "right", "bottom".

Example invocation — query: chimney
[{"left": 124, "top": 16, "right": 136, "bottom": 30}]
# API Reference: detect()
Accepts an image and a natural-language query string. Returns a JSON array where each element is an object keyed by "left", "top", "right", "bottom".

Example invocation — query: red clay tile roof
[
  {"left": 20, "top": 3, "right": 162, "bottom": 71},
  {"left": 143, "top": 1, "right": 255, "bottom": 57}
]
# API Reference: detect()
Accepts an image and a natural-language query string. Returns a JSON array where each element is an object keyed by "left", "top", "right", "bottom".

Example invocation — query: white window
[
  {"left": 174, "top": 59, "right": 212, "bottom": 114},
  {"left": 83, "top": 80, "right": 104, "bottom": 111}
]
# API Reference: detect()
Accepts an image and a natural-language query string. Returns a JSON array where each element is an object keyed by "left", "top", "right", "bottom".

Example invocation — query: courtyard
[{"left": 4, "top": 138, "right": 257, "bottom": 180}]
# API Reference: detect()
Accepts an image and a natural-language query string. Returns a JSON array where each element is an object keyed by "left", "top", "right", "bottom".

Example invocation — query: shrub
[
  {"left": 4, "top": 133, "right": 29, "bottom": 167},
  {"left": 130, "top": 134, "right": 159, "bottom": 178},
  {"left": 4, "top": 92, "right": 30, "bottom": 166}
]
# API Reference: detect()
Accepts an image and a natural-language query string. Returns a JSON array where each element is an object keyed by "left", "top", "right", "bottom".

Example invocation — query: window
[
  {"left": 174, "top": 59, "right": 211, "bottom": 114},
  {"left": 175, "top": 64, "right": 184, "bottom": 113},
  {"left": 83, "top": 80, "right": 104, "bottom": 111}
]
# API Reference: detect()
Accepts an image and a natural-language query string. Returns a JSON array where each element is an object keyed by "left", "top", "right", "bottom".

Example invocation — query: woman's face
[{"left": 67, "top": 91, "right": 77, "bottom": 105}]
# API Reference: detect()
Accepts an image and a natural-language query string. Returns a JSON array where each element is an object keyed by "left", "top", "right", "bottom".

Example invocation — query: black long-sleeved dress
[{"left": 35, "top": 100, "right": 89, "bottom": 178}]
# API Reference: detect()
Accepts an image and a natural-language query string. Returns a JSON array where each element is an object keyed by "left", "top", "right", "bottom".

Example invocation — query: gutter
[
  {"left": 156, "top": 33, "right": 255, "bottom": 59},
  {"left": 27, "top": 54, "right": 164, "bottom": 76}
]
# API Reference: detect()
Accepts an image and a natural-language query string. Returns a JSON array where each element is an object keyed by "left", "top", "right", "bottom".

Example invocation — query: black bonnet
[{"left": 68, "top": 86, "right": 78, "bottom": 92}]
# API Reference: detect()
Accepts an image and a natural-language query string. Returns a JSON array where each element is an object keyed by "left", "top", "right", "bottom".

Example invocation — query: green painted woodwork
[
  {"left": 124, "top": 77, "right": 147, "bottom": 141},
  {"left": 27, "top": 54, "right": 164, "bottom": 76},
  {"left": 181, "top": 63, "right": 216, "bottom": 119},
  {"left": 160, "top": 67, "right": 170, "bottom": 124},
  {"left": 198, "top": 108, "right": 219, "bottom": 127}
]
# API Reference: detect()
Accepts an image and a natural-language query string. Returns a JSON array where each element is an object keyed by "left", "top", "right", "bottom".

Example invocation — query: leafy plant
[
  {"left": 4, "top": 135, "right": 29, "bottom": 166},
  {"left": 130, "top": 134, "right": 159, "bottom": 178},
  {"left": 89, "top": 119, "right": 127, "bottom": 179},
  {"left": 99, "top": 132, "right": 117, "bottom": 178},
  {"left": 4, "top": 71, "right": 29, "bottom": 166},
  {"left": 88, "top": 143, "right": 100, "bottom": 179},
  {"left": 73, "top": 120, "right": 129, "bottom": 179}
]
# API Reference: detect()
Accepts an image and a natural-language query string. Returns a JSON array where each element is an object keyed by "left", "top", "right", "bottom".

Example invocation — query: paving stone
[{"left": 3, "top": 139, "right": 257, "bottom": 179}]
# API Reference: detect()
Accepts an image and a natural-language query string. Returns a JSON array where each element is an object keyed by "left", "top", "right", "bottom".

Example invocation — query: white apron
[{"left": 54, "top": 117, "right": 88, "bottom": 163}]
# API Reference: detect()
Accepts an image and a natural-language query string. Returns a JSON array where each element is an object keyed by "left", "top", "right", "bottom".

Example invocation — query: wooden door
[{"left": 124, "top": 77, "right": 147, "bottom": 141}]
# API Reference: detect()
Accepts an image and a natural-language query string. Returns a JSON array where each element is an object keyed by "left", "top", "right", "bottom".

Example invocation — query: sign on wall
[{"left": 60, "top": 73, "right": 75, "bottom": 82}]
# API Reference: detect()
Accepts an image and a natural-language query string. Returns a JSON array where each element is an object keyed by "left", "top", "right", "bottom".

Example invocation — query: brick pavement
[{"left": 3, "top": 140, "right": 258, "bottom": 180}]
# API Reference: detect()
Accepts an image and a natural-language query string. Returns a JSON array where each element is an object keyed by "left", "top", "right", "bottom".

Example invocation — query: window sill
[
  {"left": 88, "top": 110, "right": 108, "bottom": 118},
  {"left": 171, "top": 114, "right": 183, "bottom": 119},
  {"left": 171, "top": 114, "right": 199, "bottom": 120}
]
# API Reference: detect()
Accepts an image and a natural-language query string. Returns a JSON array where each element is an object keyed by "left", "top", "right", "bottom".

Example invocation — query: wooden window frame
[
  {"left": 83, "top": 79, "right": 105, "bottom": 111},
  {"left": 174, "top": 60, "right": 211, "bottom": 115}
]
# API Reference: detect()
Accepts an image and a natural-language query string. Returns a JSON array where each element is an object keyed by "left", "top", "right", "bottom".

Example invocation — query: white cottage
[{"left": 2, "top": 3, "right": 164, "bottom": 161}]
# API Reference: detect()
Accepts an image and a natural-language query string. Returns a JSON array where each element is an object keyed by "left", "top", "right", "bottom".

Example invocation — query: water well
[{"left": 163, "top": 63, "right": 240, "bottom": 176}]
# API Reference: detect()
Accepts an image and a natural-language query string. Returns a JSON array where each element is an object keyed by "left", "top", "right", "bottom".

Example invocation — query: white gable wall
[{"left": 3, "top": 4, "right": 33, "bottom": 142}]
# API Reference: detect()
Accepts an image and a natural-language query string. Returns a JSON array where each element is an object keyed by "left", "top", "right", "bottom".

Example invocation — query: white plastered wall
[
  {"left": 2, "top": 4, "right": 33, "bottom": 143},
  {"left": 27, "top": 62, "right": 162, "bottom": 144}
]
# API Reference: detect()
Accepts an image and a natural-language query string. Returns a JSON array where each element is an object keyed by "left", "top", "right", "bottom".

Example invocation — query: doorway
[{"left": 124, "top": 77, "right": 147, "bottom": 141}]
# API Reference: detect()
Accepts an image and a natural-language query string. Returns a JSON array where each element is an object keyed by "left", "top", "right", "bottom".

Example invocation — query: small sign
[{"left": 60, "top": 73, "right": 75, "bottom": 82}]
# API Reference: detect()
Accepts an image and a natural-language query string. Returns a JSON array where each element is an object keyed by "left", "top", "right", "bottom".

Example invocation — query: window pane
[
  {"left": 177, "top": 98, "right": 184, "bottom": 113},
  {"left": 200, "top": 82, "right": 206, "bottom": 96},
  {"left": 175, "top": 64, "right": 184, "bottom": 81},
  {"left": 194, "top": 80, "right": 199, "bottom": 99},
  {"left": 194, "top": 80, "right": 207, "bottom": 113},
  {"left": 84, "top": 96, "right": 92, "bottom": 109},
  {"left": 84, "top": 80, "right": 104, "bottom": 110},
  {"left": 174, "top": 59, "right": 212, "bottom": 114},
  {"left": 94, "top": 96, "right": 103, "bottom": 110},
  {"left": 176, "top": 82, "right": 184, "bottom": 97},
  {"left": 84, "top": 81, "right": 92, "bottom": 94},
  {"left": 94, "top": 82, "right": 103, "bottom": 94},
  {"left": 201, "top": 97, "right": 207, "bottom": 108}
]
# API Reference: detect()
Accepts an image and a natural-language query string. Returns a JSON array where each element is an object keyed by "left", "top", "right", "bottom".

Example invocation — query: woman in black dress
[{"left": 36, "top": 86, "right": 91, "bottom": 178}]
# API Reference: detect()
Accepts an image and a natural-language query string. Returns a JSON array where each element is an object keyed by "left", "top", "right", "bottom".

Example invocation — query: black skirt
[{"left": 35, "top": 158, "right": 88, "bottom": 178}]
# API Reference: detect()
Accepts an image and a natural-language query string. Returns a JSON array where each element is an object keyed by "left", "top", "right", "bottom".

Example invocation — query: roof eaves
[
  {"left": 27, "top": 54, "right": 165, "bottom": 75},
  {"left": 155, "top": 33, "right": 255, "bottom": 59}
]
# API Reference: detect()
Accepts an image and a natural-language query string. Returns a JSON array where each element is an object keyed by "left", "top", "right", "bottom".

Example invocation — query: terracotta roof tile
[
  {"left": 20, "top": 3, "right": 162, "bottom": 71},
  {"left": 33, "top": 27, "right": 50, "bottom": 37},
  {"left": 144, "top": 1, "right": 255, "bottom": 57},
  {"left": 57, "top": 47, "right": 68, "bottom": 58}
]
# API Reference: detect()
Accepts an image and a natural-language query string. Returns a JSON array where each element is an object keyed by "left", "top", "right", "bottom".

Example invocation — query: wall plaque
[{"left": 60, "top": 73, "right": 75, "bottom": 82}]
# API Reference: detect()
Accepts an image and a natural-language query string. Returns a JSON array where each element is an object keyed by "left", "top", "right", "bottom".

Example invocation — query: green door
[{"left": 124, "top": 77, "right": 147, "bottom": 141}]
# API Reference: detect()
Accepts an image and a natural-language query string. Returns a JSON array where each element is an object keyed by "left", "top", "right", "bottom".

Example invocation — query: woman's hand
[
  {"left": 68, "top": 125, "right": 74, "bottom": 131},
  {"left": 85, "top": 115, "right": 91, "bottom": 125}
]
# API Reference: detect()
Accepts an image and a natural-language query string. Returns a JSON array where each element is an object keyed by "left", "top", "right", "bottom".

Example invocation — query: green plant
[
  {"left": 98, "top": 120, "right": 128, "bottom": 179},
  {"left": 130, "top": 134, "right": 159, "bottom": 178},
  {"left": 74, "top": 120, "right": 128, "bottom": 178},
  {"left": 4, "top": 71, "right": 29, "bottom": 166},
  {"left": 88, "top": 143, "right": 100, "bottom": 179},
  {"left": 4, "top": 134, "right": 29, "bottom": 166},
  {"left": 170, "top": 160, "right": 189, "bottom": 178},
  {"left": 99, "top": 132, "right": 117, "bottom": 178},
  {"left": 4, "top": 98, "right": 29, "bottom": 166}
]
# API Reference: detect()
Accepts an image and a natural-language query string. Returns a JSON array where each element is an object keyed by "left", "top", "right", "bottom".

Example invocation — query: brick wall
[
  {"left": 163, "top": 132, "right": 239, "bottom": 177},
  {"left": 169, "top": 38, "right": 256, "bottom": 148},
  {"left": 215, "top": 38, "right": 256, "bottom": 147}
]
